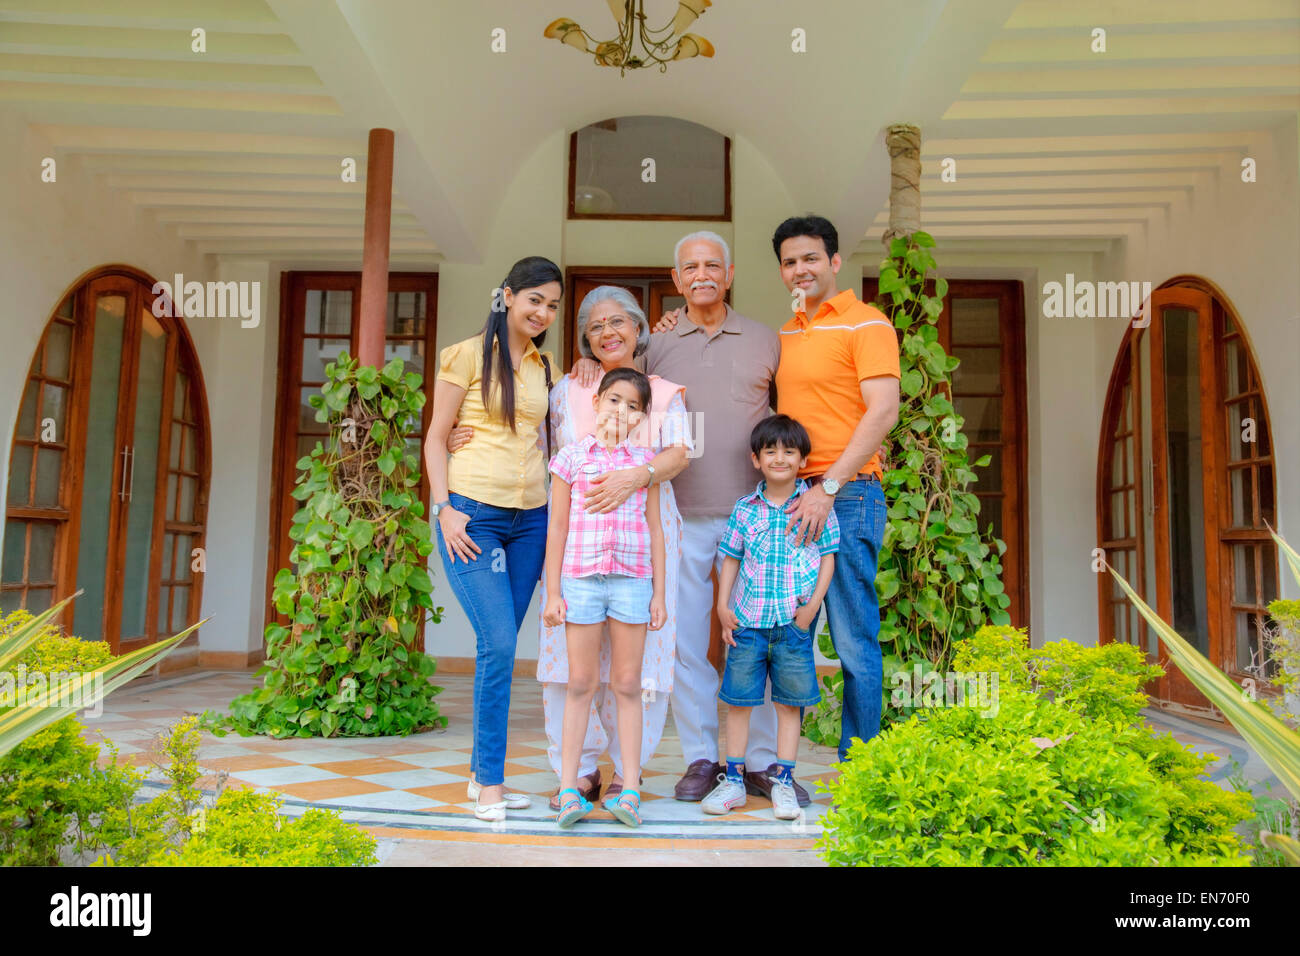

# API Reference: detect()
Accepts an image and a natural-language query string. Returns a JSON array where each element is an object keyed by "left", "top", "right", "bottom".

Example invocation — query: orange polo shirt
[{"left": 775, "top": 288, "right": 900, "bottom": 480}]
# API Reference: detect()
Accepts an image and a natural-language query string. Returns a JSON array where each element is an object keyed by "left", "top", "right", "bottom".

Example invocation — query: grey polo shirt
[{"left": 643, "top": 303, "right": 780, "bottom": 518}]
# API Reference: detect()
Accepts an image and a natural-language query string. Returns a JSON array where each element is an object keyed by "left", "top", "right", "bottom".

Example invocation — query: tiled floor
[
  {"left": 80, "top": 667, "right": 1282, "bottom": 865},
  {"left": 83, "top": 670, "right": 839, "bottom": 849}
]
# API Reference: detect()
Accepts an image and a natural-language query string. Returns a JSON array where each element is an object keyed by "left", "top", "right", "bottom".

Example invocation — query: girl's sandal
[
  {"left": 556, "top": 787, "right": 593, "bottom": 829},
  {"left": 605, "top": 789, "right": 642, "bottom": 828}
]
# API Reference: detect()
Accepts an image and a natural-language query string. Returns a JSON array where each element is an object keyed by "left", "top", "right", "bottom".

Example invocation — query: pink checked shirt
[{"left": 549, "top": 433, "right": 655, "bottom": 579}]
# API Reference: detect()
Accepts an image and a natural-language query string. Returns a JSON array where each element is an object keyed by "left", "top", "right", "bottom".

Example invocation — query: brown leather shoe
[
  {"left": 549, "top": 769, "right": 601, "bottom": 811},
  {"left": 745, "top": 765, "right": 811, "bottom": 807},
  {"left": 604, "top": 775, "right": 642, "bottom": 801},
  {"left": 674, "top": 759, "right": 723, "bottom": 801}
]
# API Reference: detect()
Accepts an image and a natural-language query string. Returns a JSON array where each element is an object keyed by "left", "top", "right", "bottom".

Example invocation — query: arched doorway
[
  {"left": 1096, "top": 277, "right": 1278, "bottom": 717},
  {"left": 2, "top": 267, "right": 210, "bottom": 655}
]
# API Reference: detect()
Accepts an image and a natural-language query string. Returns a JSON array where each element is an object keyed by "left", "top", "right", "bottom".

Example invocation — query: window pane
[
  {"left": 386, "top": 291, "right": 426, "bottom": 336},
  {"left": 1110, "top": 491, "right": 1125, "bottom": 539},
  {"left": 40, "top": 383, "right": 67, "bottom": 443},
  {"left": 177, "top": 476, "right": 196, "bottom": 523},
  {"left": 949, "top": 298, "right": 1001, "bottom": 344},
  {"left": 172, "top": 533, "right": 191, "bottom": 580},
  {"left": 7, "top": 445, "right": 32, "bottom": 506},
  {"left": 1262, "top": 548, "right": 1277, "bottom": 605},
  {"left": 1110, "top": 440, "right": 1123, "bottom": 487},
  {"left": 974, "top": 495, "right": 1002, "bottom": 541},
  {"left": 2, "top": 521, "right": 26, "bottom": 583},
  {"left": 173, "top": 372, "right": 188, "bottom": 419},
  {"left": 157, "top": 585, "right": 171, "bottom": 633},
  {"left": 28, "top": 523, "right": 54, "bottom": 583},
  {"left": 572, "top": 116, "right": 727, "bottom": 218},
  {"left": 1225, "top": 399, "right": 1251, "bottom": 462},
  {"left": 25, "top": 588, "right": 51, "bottom": 613},
  {"left": 170, "top": 422, "right": 183, "bottom": 469},
  {"left": 161, "top": 534, "right": 173, "bottom": 584},
  {"left": 1, "top": 590, "right": 20, "bottom": 615},
  {"left": 951, "top": 348, "right": 1001, "bottom": 393},
  {"left": 182, "top": 425, "right": 196, "bottom": 471},
  {"left": 34, "top": 447, "right": 64, "bottom": 506},
  {"left": 56, "top": 295, "right": 74, "bottom": 319},
  {"left": 383, "top": 337, "right": 426, "bottom": 382},
  {"left": 44, "top": 322, "right": 73, "bottom": 380},
  {"left": 170, "top": 586, "right": 189, "bottom": 631},
  {"left": 1231, "top": 543, "right": 1253, "bottom": 605},
  {"left": 971, "top": 446, "right": 1001, "bottom": 494},
  {"left": 299, "top": 387, "right": 326, "bottom": 432},
  {"left": 1223, "top": 338, "right": 1248, "bottom": 398},
  {"left": 954, "top": 394, "right": 1000, "bottom": 443},
  {"left": 304, "top": 289, "right": 352, "bottom": 335},
  {"left": 1259, "top": 464, "right": 1274, "bottom": 527},
  {"left": 1229, "top": 467, "right": 1253, "bottom": 528},
  {"left": 302, "top": 338, "right": 350, "bottom": 383},
  {"left": 17, "top": 380, "right": 38, "bottom": 440}
]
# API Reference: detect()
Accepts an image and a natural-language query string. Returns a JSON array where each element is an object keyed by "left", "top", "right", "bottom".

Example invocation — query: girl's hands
[
  {"left": 718, "top": 603, "right": 741, "bottom": 646},
  {"left": 649, "top": 594, "right": 666, "bottom": 630},
  {"left": 438, "top": 507, "right": 480, "bottom": 564},
  {"left": 543, "top": 594, "right": 567, "bottom": 627}
]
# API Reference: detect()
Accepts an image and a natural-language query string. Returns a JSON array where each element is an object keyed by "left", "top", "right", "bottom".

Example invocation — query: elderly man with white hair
[{"left": 578, "top": 231, "right": 808, "bottom": 806}]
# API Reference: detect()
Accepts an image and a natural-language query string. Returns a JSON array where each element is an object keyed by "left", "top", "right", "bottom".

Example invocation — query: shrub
[
  {"left": 98, "top": 715, "right": 377, "bottom": 867},
  {"left": 0, "top": 617, "right": 140, "bottom": 866},
  {"left": 818, "top": 625, "right": 1253, "bottom": 866}
]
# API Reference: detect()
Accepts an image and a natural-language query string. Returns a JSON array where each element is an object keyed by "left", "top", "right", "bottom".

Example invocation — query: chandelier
[{"left": 544, "top": 1, "right": 714, "bottom": 75}]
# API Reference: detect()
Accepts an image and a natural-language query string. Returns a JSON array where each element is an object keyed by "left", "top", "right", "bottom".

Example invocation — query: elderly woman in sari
[{"left": 447, "top": 286, "right": 690, "bottom": 808}]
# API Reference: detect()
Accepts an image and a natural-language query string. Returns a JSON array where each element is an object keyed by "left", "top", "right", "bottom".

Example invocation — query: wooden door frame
[
  {"left": 264, "top": 270, "right": 439, "bottom": 637},
  {"left": 5, "top": 264, "right": 211, "bottom": 654},
  {"left": 564, "top": 266, "right": 674, "bottom": 371},
  {"left": 863, "top": 276, "right": 1031, "bottom": 628},
  {"left": 1145, "top": 285, "right": 1217, "bottom": 712}
]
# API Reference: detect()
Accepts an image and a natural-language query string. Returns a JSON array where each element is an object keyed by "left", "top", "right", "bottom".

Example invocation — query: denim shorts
[
  {"left": 719, "top": 622, "right": 821, "bottom": 708},
  {"left": 561, "top": 573, "right": 653, "bottom": 626}
]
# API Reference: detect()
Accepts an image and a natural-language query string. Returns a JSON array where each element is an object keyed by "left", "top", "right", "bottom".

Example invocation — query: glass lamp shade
[
  {"left": 671, "top": 0, "right": 712, "bottom": 36},
  {"left": 672, "top": 34, "right": 715, "bottom": 60},
  {"left": 573, "top": 185, "right": 617, "bottom": 214},
  {"left": 544, "top": 18, "right": 590, "bottom": 51}
]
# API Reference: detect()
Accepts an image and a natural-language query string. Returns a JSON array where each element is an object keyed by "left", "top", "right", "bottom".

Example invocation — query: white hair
[
  {"left": 575, "top": 285, "right": 651, "bottom": 361},
  {"left": 673, "top": 230, "right": 731, "bottom": 273}
]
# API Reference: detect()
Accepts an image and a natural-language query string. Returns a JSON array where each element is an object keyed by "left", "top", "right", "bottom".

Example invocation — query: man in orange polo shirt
[{"left": 772, "top": 215, "right": 900, "bottom": 763}]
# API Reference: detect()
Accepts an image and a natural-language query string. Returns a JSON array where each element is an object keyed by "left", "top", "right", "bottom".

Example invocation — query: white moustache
[{"left": 690, "top": 280, "right": 718, "bottom": 291}]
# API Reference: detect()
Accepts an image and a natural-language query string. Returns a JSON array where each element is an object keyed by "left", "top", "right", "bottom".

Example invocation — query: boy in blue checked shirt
[{"left": 703, "top": 414, "right": 838, "bottom": 820}]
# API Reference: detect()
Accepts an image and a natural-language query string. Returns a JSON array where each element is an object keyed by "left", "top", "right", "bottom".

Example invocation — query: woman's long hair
[{"left": 481, "top": 256, "right": 562, "bottom": 432}]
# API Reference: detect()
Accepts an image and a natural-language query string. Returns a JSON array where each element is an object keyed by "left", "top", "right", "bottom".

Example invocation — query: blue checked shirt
[{"left": 718, "top": 478, "right": 840, "bottom": 629}]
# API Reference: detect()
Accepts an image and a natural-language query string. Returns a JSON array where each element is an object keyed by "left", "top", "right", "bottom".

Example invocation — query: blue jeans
[
  {"left": 807, "top": 476, "right": 887, "bottom": 763},
  {"left": 435, "top": 491, "right": 547, "bottom": 786},
  {"left": 720, "top": 623, "right": 821, "bottom": 708}
]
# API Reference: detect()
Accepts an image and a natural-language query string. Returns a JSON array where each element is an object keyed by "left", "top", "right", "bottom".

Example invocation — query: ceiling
[{"left": 2, "top": 0, "right": 1296, "bottom": 265}]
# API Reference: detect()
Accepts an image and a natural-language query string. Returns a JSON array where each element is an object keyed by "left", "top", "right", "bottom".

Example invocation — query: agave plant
[
  {"left": 1108, "top": 527, "right": 1300, "bottom": 865},
  {"left": 0, "top": 593, "right": 202, "bottom": 759}
]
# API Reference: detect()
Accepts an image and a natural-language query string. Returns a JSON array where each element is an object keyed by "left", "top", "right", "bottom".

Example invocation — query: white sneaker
[
  {"left": 770, "top": 779, "right": 800, "bottom": 820},
  {"left": 468, "top": 777, "right": 531, "bottom": 809},
  {"left": 701, "top": 775, "right": 747, "bottom": 815}
]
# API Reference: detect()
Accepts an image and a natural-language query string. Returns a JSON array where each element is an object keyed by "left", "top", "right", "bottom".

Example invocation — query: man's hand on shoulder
[{"left": 652, "top": 308, "right": 682, "bottom": 335}]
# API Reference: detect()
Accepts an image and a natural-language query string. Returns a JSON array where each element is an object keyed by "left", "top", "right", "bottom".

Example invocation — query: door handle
[{"left": 118, "top": 446, "right": 135, "bottom": 502}]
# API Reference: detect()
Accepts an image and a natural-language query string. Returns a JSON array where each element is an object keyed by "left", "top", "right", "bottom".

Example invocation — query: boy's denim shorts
[
  {"left": 561, "top": 573, "right": 653, "bottom": 626},
  {"left": 719, "top": 622, "right": 821, "bottom": 708}
]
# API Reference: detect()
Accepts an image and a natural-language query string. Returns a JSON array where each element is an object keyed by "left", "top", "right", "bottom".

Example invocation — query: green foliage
[
  {"left": 819, "top": 625, "right": 1253, "bottom": 866},
  {"left": 0, "top": 624, "right": 139, "bottom": 866},
  {"left": 1226, "top": 759, "right": 1299, "bottom": 867},
  {"left": 205, "top": 353, "right": 446, "bottom": 738},
  {"left": 804, "top": 232, "right": 1008, "bottom": 745},
  {"left": 99, "top": 716, "right": 376, "bottom": 867},
  {"left": 1263, "top": 598, "right": 1300, "bottom": 728}
]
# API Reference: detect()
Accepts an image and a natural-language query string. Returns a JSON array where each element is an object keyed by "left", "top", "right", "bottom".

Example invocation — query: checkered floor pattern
[{"left": 82, "top": 669, "right": 842, "bottom": 840}]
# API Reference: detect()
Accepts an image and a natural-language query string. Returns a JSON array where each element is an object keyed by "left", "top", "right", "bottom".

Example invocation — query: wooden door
[
  {"left": 266, "top": 272, "right": 438, "bottom": 639},
  {"left": 864, "top": 277, "right": 1030, "bottom": 627}
]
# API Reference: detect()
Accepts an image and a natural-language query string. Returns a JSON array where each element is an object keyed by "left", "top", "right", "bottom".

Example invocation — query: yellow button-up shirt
[{"left": 437, "top": 333, "right": 552, "bottom": 510}]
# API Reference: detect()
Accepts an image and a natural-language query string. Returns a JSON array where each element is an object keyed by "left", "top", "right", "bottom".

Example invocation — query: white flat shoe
[
  {"left": 468, "top": 777, "right": 531, "bottom": 809},
  {"left": 474, "top": 800, "right": 507, "bottom": 822}
]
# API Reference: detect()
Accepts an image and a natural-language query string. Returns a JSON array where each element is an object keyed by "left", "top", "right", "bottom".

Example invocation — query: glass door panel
[
  {"left": 72, "top": 292, "right": 127, "bottom": 640},
  {"left": 1160, "top": 305, "right": 1210, "bottom": 656},
  {"left": 118, "top": 308, "right": 169, "bottom": 642}
]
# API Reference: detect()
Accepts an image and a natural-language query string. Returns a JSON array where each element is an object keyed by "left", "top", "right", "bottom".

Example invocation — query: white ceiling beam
[
  {"left": 945, "top": 95, "right": 1300, "bottom": 120},
  {"left": 0, "top": 79, "right": 339, "bottom": 113}
]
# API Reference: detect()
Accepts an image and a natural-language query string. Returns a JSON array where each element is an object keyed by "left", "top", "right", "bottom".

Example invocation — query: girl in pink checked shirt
[{"left": 542, "top": 368, "right": 666, "bottom": 829}]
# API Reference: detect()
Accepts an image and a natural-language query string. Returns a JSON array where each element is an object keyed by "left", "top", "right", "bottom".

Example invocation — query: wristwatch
[
  {"left": 644, "top": 464, "right": 656, "bottom": 487},
  {"left": 820, "top": 477, "right": 841, "bottom": 496},
  {"left": 431, "top": 499, "right": 451, "bottom": 516}
]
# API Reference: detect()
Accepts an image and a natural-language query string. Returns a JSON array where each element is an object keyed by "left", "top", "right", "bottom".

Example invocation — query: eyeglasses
[{"left": 586, "top": 315, "right": 633, "bottom": 336}]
